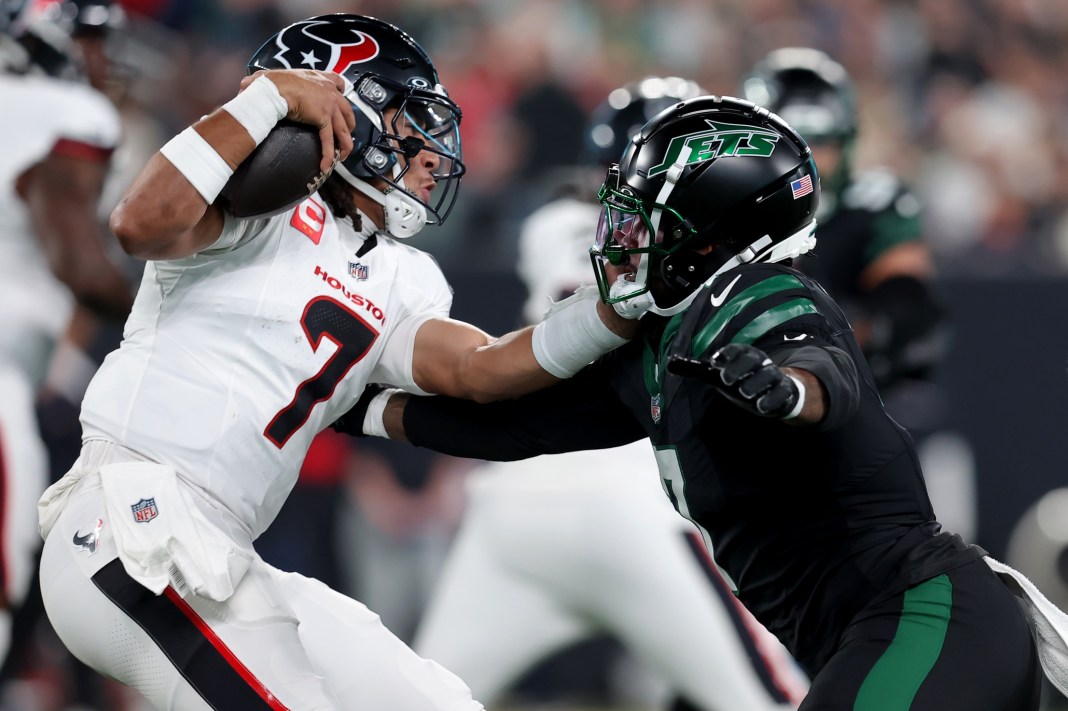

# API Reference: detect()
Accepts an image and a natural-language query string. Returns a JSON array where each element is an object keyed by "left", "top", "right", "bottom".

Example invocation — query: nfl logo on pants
[{"left": 131, "top": 498, "right": 159, "bottom": 523}]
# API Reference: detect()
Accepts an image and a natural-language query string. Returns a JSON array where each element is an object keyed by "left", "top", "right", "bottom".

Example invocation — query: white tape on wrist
[
  {"left": 532, "top": 286, "right": 629, "bottom": 379},
  {"left": 362, "top": 388, "right": 403, "bottom": 439},
  {"left": 159, "top": 127, "right": 234, "bottom": 204},
  {"left": 783, "top": 375, "right": 806, "bottom": 420},
  {"left": 221, "top": 75, "right": 288, "bottom": 145}
]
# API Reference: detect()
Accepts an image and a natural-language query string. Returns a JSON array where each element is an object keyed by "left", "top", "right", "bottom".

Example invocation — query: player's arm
[
  {"left": 16, "top": 146, "right": 132, "bottom": 319},
  {"left": 412, "top": 287, "right": 639, "bottom": 402},
  {"left": 669, "top": 341, "right": 859, "bottom": 428},
  {"left": 110, "top": 69, "right": 356, "bottom": 260},
  {"left": 853, "top": 185, "right": 945, "bottom": 384},
  {"left": 668, "top": 268, "right": 860, "bottom": 428},
  {"left": 337, "top": 361, "right": 645, "bottom": 460}
]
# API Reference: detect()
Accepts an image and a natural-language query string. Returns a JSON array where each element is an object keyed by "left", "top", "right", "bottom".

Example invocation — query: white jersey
[
  {"left": 0, "top": 73, "right": 121, "bottom": 387},
  {"left": 80, "top": 198, "right": 452, "bottom": 539},
  {"left": 517, "top": 197, "right": 602, "bottom": 324}
]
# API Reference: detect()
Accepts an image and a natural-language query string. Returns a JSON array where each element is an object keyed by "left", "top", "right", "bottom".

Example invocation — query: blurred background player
[
  {"left": 0, "top": 0, "right": 131, "bottom": 669},
  {"left": 414, "top": 78, "right": 807, "bottom": 711},
  {"left": 742, "top": 47, "right": 977, "bottom": 542}
]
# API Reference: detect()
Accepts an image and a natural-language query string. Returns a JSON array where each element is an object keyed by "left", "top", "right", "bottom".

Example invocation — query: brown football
[{"left": 219, "top": 120, "right": 336, "bottom": 218}]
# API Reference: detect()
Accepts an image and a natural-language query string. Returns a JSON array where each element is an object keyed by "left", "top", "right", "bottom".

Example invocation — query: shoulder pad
[
  {"left": 842, "top": 168, "right": 919, "bottom": 217},
  {"left": 687, "top": 263, "right": 821, "bottom": 358}
]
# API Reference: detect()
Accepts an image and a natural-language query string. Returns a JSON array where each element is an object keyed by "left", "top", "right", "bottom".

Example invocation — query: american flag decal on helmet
[{"left": 790, "top": 175, "right": 813, "bottom": 199}]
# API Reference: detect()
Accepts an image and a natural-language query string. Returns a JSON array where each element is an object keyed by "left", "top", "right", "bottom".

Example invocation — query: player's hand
[
  {"left": 605, "top": 266, "right": 655, "bottom": 321},
  {"left": 668, "top": 343, "right": 801, "bottom": 419},
  {"left": 243, "top": 69, "right": 356, "bottom": 172},
  {"left": 330, "top": 383, "right": 389, "bottom": 437}
]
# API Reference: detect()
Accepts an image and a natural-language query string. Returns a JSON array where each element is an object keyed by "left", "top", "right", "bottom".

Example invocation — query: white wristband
[
  {"left": 532, "top": 286, "right": 629, "bottom": 379},
  {"left": 221, "top": 75, "right": 288, "bottom": 145},
  {"left": 783, "top": 375, "right": 806, "bottom": 420},
  {"left": 362, "top": 387, "right": 403, "bottom": 439},
  {"left": 159, "top": 126, "right": 234, "bottom": 204}
]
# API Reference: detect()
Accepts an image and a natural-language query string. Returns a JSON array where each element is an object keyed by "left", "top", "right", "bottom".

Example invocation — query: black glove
[
  {"left": 330, "top": 383, "right": 389, "bottom": 437},
  {"left": 668, "top": 343, "right": 801, "bottom": 419}
]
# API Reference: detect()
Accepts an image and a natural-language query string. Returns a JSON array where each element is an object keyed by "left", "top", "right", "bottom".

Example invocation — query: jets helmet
[
  {"left": 247, "top": 14, "right": 464, "bottom": 239},
  {"left": 585, "top": 76, "right": 705, "bottom": 167},
  {"left": 591, "top": 96, "right": 819, "bottom": 316}
]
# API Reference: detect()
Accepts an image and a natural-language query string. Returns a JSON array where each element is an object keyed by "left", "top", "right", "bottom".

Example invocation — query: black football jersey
[
  {"left": 795, "top": 168, "right": 922, "bottom": 304},
  {"left": 401, "top": 262, "right": 980, "bottom": 673}
]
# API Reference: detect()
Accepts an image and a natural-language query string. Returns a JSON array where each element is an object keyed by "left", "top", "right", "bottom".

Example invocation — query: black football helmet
[
  {"left": 742, "top": 48, "right": 855, "bottom": 196},
  {"left": 585, "top": 76, "right": 705, "bottom": 167},
  {"left": 591, "top": 96, "right": 819, "bottom": 316},
  {"left": 1, "top": 0, "right": 124, "bottom": 80},
  {"left": 247, "top": 14, "right": 464, "bottom": 238}
]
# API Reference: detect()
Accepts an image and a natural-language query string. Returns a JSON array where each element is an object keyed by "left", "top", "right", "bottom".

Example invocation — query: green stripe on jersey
[
  {"left": 690, "top": 274, "right": 805, "bottom": 357},
  {"left": 853, "top": 574, "right": 953, "bottom": 711},
  {"left": 730, "top": 298, "right": 818, "bottom": 345},
  {"left": 644, "top": 313, "right": 685, "bottom": 397}
]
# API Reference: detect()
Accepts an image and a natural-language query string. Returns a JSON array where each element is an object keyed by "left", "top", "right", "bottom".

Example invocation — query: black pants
[{"left": 800, "top": 558, "right": 1041, "bottom": 710}]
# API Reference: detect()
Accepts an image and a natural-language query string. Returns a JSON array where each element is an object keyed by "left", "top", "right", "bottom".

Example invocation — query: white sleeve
[
  {"left": 198, "top": 209, "right": 272, "bottom": 254},
  {"left": 370, "top": 249, "right": 453, "bottom": 394}
]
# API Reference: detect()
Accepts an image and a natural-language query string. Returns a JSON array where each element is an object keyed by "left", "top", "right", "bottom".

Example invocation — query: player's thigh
[
  {"left": 41, "top": 487, "right": 340, "bottom": 710},
  {"left": 802, "top": 560, "right": 1040, "bottom": 711},
  {"left": 413, "top": 508, "right": 589, "bottom": 703},
  {"left": 599, "top": 526, "right": 803, "bottom": 709},
  {"left": 272, "top": 567, "right": 485, "bottom": 711},
  {"left": 0, "top": 365, "right": 48, "bottom": 606}
]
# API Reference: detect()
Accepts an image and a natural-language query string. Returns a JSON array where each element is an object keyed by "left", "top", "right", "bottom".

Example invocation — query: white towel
[
  {"left": 986, "top": 556, "right": 1068, "bottom": 696},
  {"left": 99, "top": 461, "right": 252, "bottom": 602}
]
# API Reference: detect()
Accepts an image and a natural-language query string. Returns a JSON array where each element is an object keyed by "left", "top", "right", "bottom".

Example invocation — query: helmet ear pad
[
  {"left": 343, "top": 108, "right": 392, "bottom": 180},
  {"left": 656, "top": 248, "right": 715, "bottom": 299}
]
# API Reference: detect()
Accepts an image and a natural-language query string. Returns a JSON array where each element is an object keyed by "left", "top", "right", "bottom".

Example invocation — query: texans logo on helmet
[{"left": 271, "top": 19, "right": 380, "bottom": 75}]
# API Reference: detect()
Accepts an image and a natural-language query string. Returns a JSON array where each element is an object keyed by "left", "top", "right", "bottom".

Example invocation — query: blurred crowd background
[
  {"left": 7, "top": 0, "right": 1068, "bottom": 709},
  {"left": 105, "top": 0, "right": 1068, "bottom": 277}
]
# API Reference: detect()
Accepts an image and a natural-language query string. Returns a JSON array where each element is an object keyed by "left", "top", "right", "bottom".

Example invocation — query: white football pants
[
  {"left": 39, "top": 446, "right": 483, "bottom": 711},
  {"left": 414, "top": 446, "right": 808, "bottom": 710}
]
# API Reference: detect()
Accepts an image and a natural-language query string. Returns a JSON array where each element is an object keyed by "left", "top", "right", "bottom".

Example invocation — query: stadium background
[{"left": 7, "top": 0, "right": 1068, "bottom": 709}]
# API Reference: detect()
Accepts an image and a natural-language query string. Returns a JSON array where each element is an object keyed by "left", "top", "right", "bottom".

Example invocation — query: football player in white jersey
[
  {"left": 35, "top": 14, "right": 636, "bottom": 711},
  {"left": 413, "top": 79, "right": 807, "bottom": 711},
  {"left": 0, "top": 0, "right": 131, "bottom": 668}
]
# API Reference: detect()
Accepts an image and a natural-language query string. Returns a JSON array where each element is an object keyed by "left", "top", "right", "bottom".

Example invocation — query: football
[{"left": 219, "top": 120, "right": 337, "bottom": 218}]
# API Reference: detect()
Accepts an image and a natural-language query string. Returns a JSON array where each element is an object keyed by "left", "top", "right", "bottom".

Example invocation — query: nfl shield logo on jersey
[
  {"left": 650, "top": 393, "right": 662, "bottom": 424},
  {"left": 131, "top": 498, "right": 159, "bottom": 523},
  {"left": 348, "top": 261, "right": 369, "bottom": 280}
]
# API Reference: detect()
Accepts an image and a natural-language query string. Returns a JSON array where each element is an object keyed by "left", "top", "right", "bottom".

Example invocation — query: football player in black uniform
[
  {"left": 741, "top": 48, "right": 976, "bottom": 543},
  {"left": 741, "top": 47, "right": 942, "bottom": 390},
  {"left": 338, "top": 96, "right": 1044, "bottom": 709}
]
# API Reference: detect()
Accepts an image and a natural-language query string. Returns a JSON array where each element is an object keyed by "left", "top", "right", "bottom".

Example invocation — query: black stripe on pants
[
  {"left": 683, "top": 530, "right": 793, "bottom": 704},
  {"left": 92, "top": 559, "right": 287, "bottom": 710}
]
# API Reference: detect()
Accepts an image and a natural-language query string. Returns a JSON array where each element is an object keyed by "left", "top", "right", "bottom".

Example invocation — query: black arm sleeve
[
  {"left": 771, "top": 344, "right": 860, "bottom": 431},
  {"left": 403, "top": 364, "right": 646, "bottom": 461},
  {"left": 859, "top": 274, "right": 948, "bottom": 387}
]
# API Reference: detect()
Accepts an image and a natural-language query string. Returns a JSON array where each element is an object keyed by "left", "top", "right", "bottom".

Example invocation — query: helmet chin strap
[
  {"left": 618, "top": 218, "right": 818, "bottom": 319},
  {"left": 334, "top": 162, "right": 429, "bottom": 239},
  {"left": 701, "top": 218, "right": 819, "bottom": 288}
]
